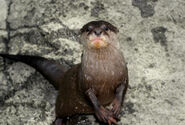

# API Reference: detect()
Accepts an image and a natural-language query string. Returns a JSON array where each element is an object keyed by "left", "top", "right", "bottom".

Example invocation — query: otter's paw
[
  {"left": 95, "top": 106, "right": 117, "bottom": 125},
  {"left": 111, "top": 98, "right": 121, "bottom": 119}
]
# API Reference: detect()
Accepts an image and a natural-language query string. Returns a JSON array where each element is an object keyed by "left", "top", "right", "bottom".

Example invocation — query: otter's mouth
[{"left": 89, "top": 36, "right": 108, "bottom": 49}]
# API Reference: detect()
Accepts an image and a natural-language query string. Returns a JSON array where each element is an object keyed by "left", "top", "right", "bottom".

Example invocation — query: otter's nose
[{"left": 94, "top": 29, "right": 102, "bottom": 36}]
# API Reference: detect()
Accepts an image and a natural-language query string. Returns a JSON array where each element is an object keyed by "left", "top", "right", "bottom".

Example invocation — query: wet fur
[
  {"left": 0, "top": 21, "right": 128, "bottom": 124},
  {"left": 80, "top": 44, "right": 127, "bottom": 105}
]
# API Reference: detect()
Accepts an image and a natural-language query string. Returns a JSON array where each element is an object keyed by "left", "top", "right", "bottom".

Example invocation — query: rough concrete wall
[{"left": 0, "top": 0, "right": 185, "bottom": 125}]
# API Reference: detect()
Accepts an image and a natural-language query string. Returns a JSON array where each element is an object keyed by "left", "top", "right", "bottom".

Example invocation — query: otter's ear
[
  {"left": 110, "top": 27, "right": 119, "bottom": 33},
  {"left": 80, "top": 23, "right": 89, "bottom": 34},
  {"left": 115, "top": 28, "right": 119, "bottom": 33},
  {"left": 80, "top": 29, "right": 84, "bottom": 34},
  {"left": 78, "top": 30, "right": 85, "bottom": 44},
  {"left": 80, "top": 25, "right": 85, "bottom": 34},
  {"left": 111, "top": 24, "right": 119, "bottom": 33},
  {"left": 107, "top": 23, "right": 119, "bottom": 33}
]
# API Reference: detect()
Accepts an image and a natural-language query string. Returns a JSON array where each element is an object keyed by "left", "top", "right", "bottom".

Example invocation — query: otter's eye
[
  {"left": 102, "top": 25, "right": 109, "bottom": 31},
  {"left": 86, "top": 26, "right": 93, "bottom": 32}
]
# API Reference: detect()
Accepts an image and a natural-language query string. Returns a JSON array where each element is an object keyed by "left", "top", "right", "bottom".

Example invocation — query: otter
[{"left": 0, "top": 20, "right": 128, "bottom": 125}]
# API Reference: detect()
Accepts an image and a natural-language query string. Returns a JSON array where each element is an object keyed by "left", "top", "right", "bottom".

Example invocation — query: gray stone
[
  {"left": 151, "top": 26, "right": 168, "bottom": 50},
  {"left": 0, "top": 0, "right": 8, "bottom": 29},
  {"left": 132, "top": 0, "right": 157, "bottom": 18},
  {"left": 0, "top": 0, "right": 185, "bottom": 125},
  {"left": 91, "top": 1, "right": 105, "bottom": 17},
  {"left": 0, "top": 37, "right": 6, "bottom": 53}
]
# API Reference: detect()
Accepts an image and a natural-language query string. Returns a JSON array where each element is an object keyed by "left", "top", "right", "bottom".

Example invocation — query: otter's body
[
  {"left": 0, "top": 20, "right": 128, "bottom": 125},
  {"left": 80, "top": 47, "right": 127, "bottom": 105},
  {"left": 56, "top": 45, "right": 127, "bottom": 118}
]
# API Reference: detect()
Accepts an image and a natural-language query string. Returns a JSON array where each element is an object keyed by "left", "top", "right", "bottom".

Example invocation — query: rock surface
[{"left": 0, "top": 0, "right": 185, "bottom": 125}]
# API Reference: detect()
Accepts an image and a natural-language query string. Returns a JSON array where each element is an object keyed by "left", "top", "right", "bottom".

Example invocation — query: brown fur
[
  {"left": 80, "top": 45, "right": 127, "bottom": 105},
  {"left": 56, "top": 45, "right": 127, "bottom": 118},
  {"left": 0, "top": 21, "right": 129, "bottom": 124},
  {"left": 55, "top": 21, "right": 128, "bottom": 119}
]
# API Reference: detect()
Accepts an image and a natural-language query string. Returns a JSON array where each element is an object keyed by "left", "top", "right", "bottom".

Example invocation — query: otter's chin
[
  {"left": 88, "top": 36, "right": 109, "bottom": 49},
  {"left": 88, "top": 40, "right": 108, "bottom": 49}
]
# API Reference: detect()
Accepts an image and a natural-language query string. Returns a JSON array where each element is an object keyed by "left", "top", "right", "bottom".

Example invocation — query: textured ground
[{"left": 0, "top": 0, "right": 185, "bottom": 125}]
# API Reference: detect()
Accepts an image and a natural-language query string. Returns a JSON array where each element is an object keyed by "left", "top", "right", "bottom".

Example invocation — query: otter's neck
[
  {"left": 80, "top": 45, "right": 126, "bottom": 90},
  {"left": 82, "top": 45, "right": 125, "bottom": 65}
]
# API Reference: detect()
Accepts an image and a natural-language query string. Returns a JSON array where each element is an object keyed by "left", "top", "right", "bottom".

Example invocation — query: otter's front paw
[
  {"left": 95, "top": 106, "right": 117, "bottom": 125},
  {"left": 111, "top": 98, "right": 121, "bottom": 119}
]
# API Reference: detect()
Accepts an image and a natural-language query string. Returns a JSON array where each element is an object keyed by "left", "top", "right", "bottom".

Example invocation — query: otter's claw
[{"left": 95, "top": 106, "right": 117, "bottom": 124}]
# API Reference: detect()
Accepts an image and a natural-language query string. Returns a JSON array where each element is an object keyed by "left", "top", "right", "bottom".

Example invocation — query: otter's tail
[{"left": 0, "top": 54, "right": 69, "bottom": 90}]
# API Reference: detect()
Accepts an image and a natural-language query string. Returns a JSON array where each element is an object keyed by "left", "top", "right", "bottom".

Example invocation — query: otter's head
[{"left": 80, "top": 20, "right": 119, "bottom": 49}]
